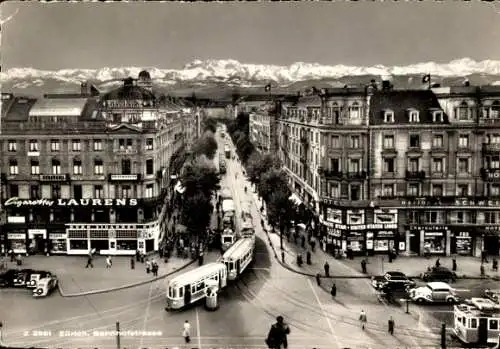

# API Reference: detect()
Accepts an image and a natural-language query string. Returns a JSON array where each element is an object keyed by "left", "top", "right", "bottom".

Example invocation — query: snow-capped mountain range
[{"left": 2, "top": 58, "right": 500, "bottom": 97}]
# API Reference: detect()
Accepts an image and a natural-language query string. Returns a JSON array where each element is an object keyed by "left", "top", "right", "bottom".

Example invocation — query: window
[
  {"left": 121, "top": 185, "right": 132, "bottom": 198},
  {"left": 330, "top": 135, "right": 340, "bottom": 148},
  {"left": 330, "top": 158, "right": 340, "bottom": 172},
  {"left": 383, "top": 158, "right": 394, "bottom": 173},
  {"left": 73, "top": 185, "right": 82, "bottom": 200},
  {"left": 350, "top": 135, "right": 360, "bottom": 148},
  {"left": 384, "top": 111, "right": 394, "bottom": 123},
  {"left": 408, "top": 183, "right": 420, "bottom": 196},
  {"left": 425, "top": 211, "right": 443, "bottom": 224},
  {"left": 470, "top": 318, "right": 477, "bottom": 329},
  {"left": 30, "top": 185, "right": 40, "bottom": 199},
  {"left": 31, "top": 160, "right": 40, "bottom": 175},
  {"left": 409, "top": 134, "right": 420, "bottom": 148},
  {"left": 408, "top": 158, "right": 419, "bottom": 172},
  {"left": 29, "top": 140, "right": 39, "bottom": 152},
  {"left": 456, "top": 101, "right": 470, "bottom": 120},
  {"left": 487, "top": 156, "right": 500, "bottom": 170},
  {"left": 383, "top": 135, "right": 394, "bottom": 149},
  {"left": 8, "top": 140, "right": 17, "bottom": 152},
  {"left": 145, "top": 184, "right": 154, "bottom": 198},
  {"left": 453, "top": 211, "right": 471, "bottom": 224},
  {"left": 10, "top": 184, "right": 19, "bottom": 197},
  {"left": 146, "top": 159, "right": 154, "bottom": 175},
  {"left": 489, "top": 184, "right": 500, "bottom": 196},
  {"left": 9, "top": 159, "right": 18, "bottom": 175},
  {"left": 72, "top": 140, "right": 81, "bottom": 152},
  {"left": 408, "top": 211, "right": 419, "bottom": 224},
  {"left": 349, "top": 158, "right": 360, "bottom": 173},
  {"left": 433, "top": 135, "right": 444, "bottom": 148},
  {"left": 409, "top": 110, "right": 420, "bottom": 123},
  {"left": 146, "top": 138, "right": 154, "bottom": 150},
  {"left": 94, "top": 185, "right": 104, "bottom": 198},
  {"left": 122, "top": 159, "right": 131, "bottom": 175},
  {"left": 458, "top": 135, "right": 469, "bottom": 148},
  {"left": 93, "top": 140, "right": 103, "bottom": 151},
  {"left": 329, "top": 184, "right": 340, "bottom": 198},
  {"left": 457, "top": 158, "right": 469, "bottom": 173},
  {"left": 349, "top": 102, "right": 360, "bottom": 119},
  {"left": 490, "top": 101, "right": 500, "bottom": 119},
  {"left": 52, "top": 184, "right": 61, "bottom": 199},
  {"left": 490, "top": 319, "right": 499, "bottom": 331},
  {"left": 432, "top": 111, "right": 444, "bottom": 122},
  {"left": 457, "top": 184, "right": 469, "bottom": 196},
  {"left": 73, "top": 159, "right": 82, "bottom": 175},
  {"left": 94, "top": 159, "right": 104, "bottom": 175},
  {"left": 432, "top": 184, "right": 443, "bottom": 196},
  {"left": 52, "top": 159, "right": 61, "bottom": 175},
  {"left": 432, "top": 158, "right": 444, "bottom": 173},
  {"left": 50, "top": 140, "right": 60, "bottom": 152},
  {"left": 350, "top": 184, "right": 361, "bottom": 201},
  {"left": 382, "top": 184, "right": 394, "bottom": 197},
  {"left": 487, "top": 134, "right": 500, "bottom": 145}
]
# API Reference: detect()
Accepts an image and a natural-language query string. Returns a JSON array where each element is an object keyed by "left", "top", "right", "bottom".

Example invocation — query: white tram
[
  {"left": 241, "top": 219, "right": 255, "bottom": 239},
  {"left": 166, "top": 263, "right": 228, "bottom": 310},
  {"left": 221, "top": 228, "right": 238, "bottom": 251},
  {"left": 453, "top": 297, "right": 500, "bottom": 345},
  {"left": 222, "top": 238, "right": 255, "bottom": 281}
]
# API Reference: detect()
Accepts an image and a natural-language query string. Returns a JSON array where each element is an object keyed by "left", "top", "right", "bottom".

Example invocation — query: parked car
[
  {"left": 421, "top": 267, "right": 457, "bottom": 283},
  {"left": 371, "top": 271, "right": 416, "bottom": 291},
  {"left": 0, "top": 269, "right": 19, "bottom": 287},
  {"left": 484, "top": 289, "right": 500, "bottom": 304},
  {"left": 33, "top": 275, "right": 58, "bottom": 298},
  {"left": 13, "top": 269, "right": 50, "bottom": 288},
  {"left": 26, "top": 271, "right": 53, "bottom": 289},
  {"left": 409, "top": 281, "right": 459, "bottom": 304}
]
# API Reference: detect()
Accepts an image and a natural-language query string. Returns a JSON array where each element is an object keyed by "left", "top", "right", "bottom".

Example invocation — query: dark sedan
[
  {"left": 421, "top": 266, "right": 457, "bottom": 283},
  {"left": 0, "top": 269, "right": 19, "bottom": 287},
  {"left": 12, "top": 269, "right": 52, "bottom": 288}
]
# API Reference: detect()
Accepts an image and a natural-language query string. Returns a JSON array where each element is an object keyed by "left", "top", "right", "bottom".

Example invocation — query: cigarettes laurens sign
[{"left": 4, "top": 197, "right": 138, "bottom": 208}]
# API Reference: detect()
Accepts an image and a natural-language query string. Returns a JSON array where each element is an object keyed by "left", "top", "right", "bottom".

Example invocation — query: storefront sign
[
  {"left": 49, "top": 234, "right": 66, "bottom": 239},
  {"left": 376, "top": 230, "right": 395, "bottom": 237},
  {"left": 4, "top": 197, "right": 138, "bottom": 208},
  {"left": 7, "top": 216, "right": 25, "bottom": 223},
  {"left": 401, "top": 197, "right": 500, "bottom": 207},
  {"left": 326, "top": 208, "right": 342, "bottom": 223},
  {"left": 28, "top": 229, "right": 46, "bottom": 235},
  {"left": 409, "top": 225, "right": 447, "bottom": 231},
  {"left": 7, "top": 233, "right": 25, "bottom": 239}
]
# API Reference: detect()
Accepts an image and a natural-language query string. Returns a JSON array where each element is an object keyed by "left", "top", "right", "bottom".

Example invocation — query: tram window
[
  {"left": 196, "top": 281, "right": 205, "bottom": 292},
  {"left": 470, "top": 318, "right": 478, "bottom": 329},
  {"left": 168, "top": 287, "right": 172, "bottom": 298},
  {"left": 490, "top": 320, "right": 499, "bottom": 330},
  {"left": 191, "top": 285, "right": 196, "bottom": 294},
  {"left": 179, "top": 287, "right": 184, "bottom": 297},
  {"left": 462, "top": 317, "right": 466, "bottom": 325}
]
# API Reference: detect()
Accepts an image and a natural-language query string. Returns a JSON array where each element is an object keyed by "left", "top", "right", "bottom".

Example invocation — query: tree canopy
[
  {"left": 258, "top": 168, "right": 290, "bottom": 203},
  {"left": 180, "top": 191, "right": 214, "bottom": 235},
  {"left": 191, "top": 133, "right": 218, "bottom": 160},
  {"left": 202, "top": 117, "right": 217, "bottom": 134},
  {"left": 246, "top": 152, "right": 282, "bottom": 185},
  {"left": 266, "top": 189, "right": 296, "bottom": 228},
  {"left": 181, "top": 155, "right": 220, "bottom": 200}
]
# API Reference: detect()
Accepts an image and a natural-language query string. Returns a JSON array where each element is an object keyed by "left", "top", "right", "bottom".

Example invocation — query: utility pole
[
  {"left": 440, "top": 323, "right": 446, "bottom": 349},
  {"left": 116, "top": 321, "right": 121, "bottom": 349}
]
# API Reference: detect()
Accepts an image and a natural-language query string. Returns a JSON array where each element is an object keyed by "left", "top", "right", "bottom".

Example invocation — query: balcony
[
  {"left": 405, "top": 170, "right": 426, "bottom": 180},
  {"left": 318, "top": 167, "right": 343, "bottom": 180},
  {"left": 482, "top": 143, "right": 500, "bottom": 153},
  {"left": 481, "top": 168, "right": 500, "bottom": 182},
  {"left": 300, "top": 135, "right": 309, "bottom": 144},
  {"left": 40, "top": 174, "right": 70, "bottom": 182},
  {"left": 115, "top": 147, "right": 138, "bottom": 155},
  {"left": 478, "top": 117, "right": 500, "bottom": 126},
  {"left": 109, "top": 174, "right": 141, "bottom": 181},
  {"left": 346, "top": 171, "right": 368, "bottom": 180}
]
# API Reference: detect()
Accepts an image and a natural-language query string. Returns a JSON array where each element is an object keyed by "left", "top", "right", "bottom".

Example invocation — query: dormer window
[
  {"left": 383, "top": 110, "right": 394, "bottom": 123},
  {"left": 409, "top": 110, "right": 420, "bottom": 123},
  {"left": 432, "top": 110, "right": 444, "bottom": 123},
  {"left": 456, "top": 101, "right": 472, "bottom": 120},
  {"left": 349, "top": 102, "right": 360, "bottom": 119}
]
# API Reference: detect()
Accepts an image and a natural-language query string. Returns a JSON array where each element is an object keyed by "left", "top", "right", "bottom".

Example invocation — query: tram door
[
  {"left": 236, "top": 260, "right": 241, "bottom": 276},
  {"left": 184, "top": 285, "right": 192, "bottom": 305},
  {"left": 478, "top": 318, "right": 488, "bottom": 344}
]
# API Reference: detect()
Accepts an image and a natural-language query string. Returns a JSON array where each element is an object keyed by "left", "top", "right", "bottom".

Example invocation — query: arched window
[
  {"left": 52, "top": 159, "right": 61, "bottom": 175},
  {"left": 349, "top": 102, "right": 360, "bottom": 119},
  {"left": 456, "top": 101, "right": 470, "bottom": 120},
  {"left": 491, "top": 100, "right": 500, "bottom": 118}
]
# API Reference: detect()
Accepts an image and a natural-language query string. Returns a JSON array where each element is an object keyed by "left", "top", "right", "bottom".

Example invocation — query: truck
[
  {"left": 224, "top": 145, "right": 231, "bottom": 159},
  {"left": 221, "top": 198, "right": 237, "bottom": 251}
]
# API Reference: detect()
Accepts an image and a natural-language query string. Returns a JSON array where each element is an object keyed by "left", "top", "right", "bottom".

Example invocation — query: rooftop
[
  {"left": 29, "top": 98, "right": 89, "bottom": 117},
  {"left": 2, "top": 96, "right": 38, "bottom": 121}
]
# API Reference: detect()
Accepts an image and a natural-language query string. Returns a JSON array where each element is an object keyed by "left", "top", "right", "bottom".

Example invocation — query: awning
[
  {"left": 174, "top": 181, "right": 185, "bottom": 194},
  {"left": 289, "top": 193, "right": 302, "bottom": 206}
]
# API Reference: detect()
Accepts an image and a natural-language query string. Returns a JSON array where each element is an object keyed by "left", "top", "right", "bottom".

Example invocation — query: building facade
[
  {"left": 272, "top": 82, "right": 500, "bottom": 257},
  {"left": 0, "top": 72, "right": 196, "bottom": 256}
]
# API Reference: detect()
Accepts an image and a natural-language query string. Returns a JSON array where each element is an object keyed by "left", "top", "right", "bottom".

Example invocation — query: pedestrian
[
  {"left": 146, "top": 259, "right": 151, "bottom": 274},
  {"left": 281, "top": 250, "right": 285, "bottom": 263},
  {"left": 153, "top": 261, "right": 159, "bottom": 276},
  {"left": 306, "top": 251, "right": 312, "bottom": 265},
  {"left": 85, "top": 255, "right": 93, "bottom": 268},
  {"left": 361, "top": 258, "right": 367, "bottom": 274},
  {"left": 198, "top": 250, "right": 204, "bottom": 266},
  {"left": 183, "top": 320, "right": 191, "bottom": 343},
  {"left": 388, "top": 316, "right": 395, "bottom": 335},
  {"left": 359, "top": 310, "right": 367, "bottom": 330},
  {"left": 481, "top": 263, "right": 485, "bottom": 276},
  {"left": 324, "top": 261, "right": 330, "bottom": 277},
  {"left": 106, "top": 256, "right": 112, "bottom": 269},
  {"left": 135, "top": 249, "right": 140, "bottom": 262},
  {"left": 493, "top": 258, "right": 498, "bottom": 272},
  {"left": 316, "top": 273, "right": 321, "bottom": 286},
  {"left": 452, "top": 257, "right": 457, "bottom": 272},
  {"left": 435, "top": 258, "right": 441, "bottom": 268},
  {"left": 265, "top": 316, "right": 290, "bottom": 349},
  {"left": 130, "top": 257, "right": 135, "bottom": 270},
  {"left": 301, "top": 235, "right": 306, "bottom": 248},
  {"left": 310, "top": 239, "right": 316, "bottom": 252},
  {"left": 15, "top": 254, "right": 22, "bottom": 266},
  {"left": 9, "top": 249, "right": 14, "bottom": 262},
  {"left": 330, "top": 283, "right": 337, "bottom": 298},
  {"left": 388, "top": 249, "right": 393, "bottom": 263},
  {"left": 482, "top": 249, "right": 488, "bottom": 264}
]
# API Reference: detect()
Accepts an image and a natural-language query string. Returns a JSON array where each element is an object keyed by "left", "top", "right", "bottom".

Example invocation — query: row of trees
[{"left": 177, "top": 116, "right": 220, "bottom": 241}]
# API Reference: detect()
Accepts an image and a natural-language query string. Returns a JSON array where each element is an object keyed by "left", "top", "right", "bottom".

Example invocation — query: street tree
[
  {"left": 266, "top": 188, "right": 296, "bottom": 249},
  {"left": 246, "top": 152, "right": 281, "bottom": 185},
  {"left": 181, "top": 154, "right": 221, "bottom": 201},
  {"left": 258, "top": 168, "right": 289, "bottom": 203},
  {"left": 202, "top": 117, "right": 217, "bottom": 133},
  {"left": 180, "top": 191, "right": 213, "bottom": 240},
  {"left": 191, "top": 133, "right": 218, "bottom": 159}
]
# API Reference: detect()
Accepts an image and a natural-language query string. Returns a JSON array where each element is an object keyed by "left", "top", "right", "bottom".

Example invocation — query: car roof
[
  {"left": 427, "top": 281, "right": 452, "bottom": 289},
  {"left": 386, "top": 271, "right": 406, "bottom": 277},
  {"left": 433, "top": 267, "right": 451, "bottom": 272}
]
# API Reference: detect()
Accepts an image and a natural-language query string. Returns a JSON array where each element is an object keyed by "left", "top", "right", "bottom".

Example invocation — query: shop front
[
  {"left": 7, "top": 231, "right": 27, "bottom": 254},
  {"left": 480, "top": 226, "right": 500, "bottom": 256},
  {"left": 449, "top": 227, "right": 476, "bottom": 256},
  {"left": 27, "top": 229, "right": 47, "bottom": 255},
  {"left": 346, "top": 230, "right": 365, "bottom": 255},
  {"left": 407, "top": 225, "right": 450, "bottom": 256},
  {"left": 48, "top": 231, "right": 67, "bottom": 255},
  {"left": 365, "top": 224, "right": 398, "bottom": 255}
]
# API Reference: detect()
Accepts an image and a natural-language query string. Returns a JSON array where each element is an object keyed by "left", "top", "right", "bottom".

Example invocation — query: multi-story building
[
  {"left": 244, "top": 95, "right": 279, "bottom": 154},
  {"left": 273, "top": 82, "right": 500, "bottom": 257},
  {"left": 0, "top": 71, "right": 196, "bottom": 256}
]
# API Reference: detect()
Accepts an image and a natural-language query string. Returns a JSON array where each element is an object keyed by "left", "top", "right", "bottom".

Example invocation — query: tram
[
  {"left": 165, "top": 263, "right": 228, "bottom": 310},
  {"left": 241, "top": 218, "right": 255, "bottom": 239},
  {"left": 453, "top": 297, "right": 500, "bottom": 346},
  {"left": 222, "top": 238, "right": 255, "bottom": 281},
  {"left": 221, "top": 227, "right": 238, "bottom": 251}
]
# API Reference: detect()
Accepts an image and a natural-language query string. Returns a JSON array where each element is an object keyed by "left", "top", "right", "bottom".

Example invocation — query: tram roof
[
  {"left": 167, "top": 263, "right": 225, "bottom": 287},
  {"left": 222, "top": 238, "right": 254, "bottom": 260}
]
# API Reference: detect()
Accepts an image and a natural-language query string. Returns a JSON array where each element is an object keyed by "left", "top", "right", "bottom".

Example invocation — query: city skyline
[{"left": 1, "top": 2, "right": 500, "bottom": 71}]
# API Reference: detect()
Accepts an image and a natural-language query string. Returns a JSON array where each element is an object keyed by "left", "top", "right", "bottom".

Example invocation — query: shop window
[
  {"left": 423, "top": 233, "right": 445, "bottom": 254},
  {"left": 94, "top": 159, "right": 104, "bottom": 175},
  {"left": 10, "top": 184, "right": 19, "bottom": 197},
  {"left": 9, "top": 159, "right": 19, "bottom": 175},
  {"left": 31, "top": 160, "right": 40, "bottom": 175},
  {"left": 69, "top": 240, "right": 88, "bottom": 250},
  {"left": 146, "top": 159, "right": 154, "bottom": 175}
]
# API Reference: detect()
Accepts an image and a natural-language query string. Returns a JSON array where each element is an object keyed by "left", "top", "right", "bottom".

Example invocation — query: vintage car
[
  {"left": 421, "top": 266, "right": 457, "bottom": 283},
  {"left": 0, "top": 269, "right": 19, "bottom": 288},
  {"left": 484, "top": 289, "right": 500, "bottom": 304},
  {"left": 408, "top": 281, "right": 459, "bottom": 304},
  {"left": 371, "top": 271, "right": 416, "bottom": 291},
  {"left": 33, "top": 275, "right": 58, "bottom": 298},
  {"left": 26, "top": 271, "right": 53, "bottom": 289},
  {"left": 12, "top": 269, "right": 51, "bottom": 288}
]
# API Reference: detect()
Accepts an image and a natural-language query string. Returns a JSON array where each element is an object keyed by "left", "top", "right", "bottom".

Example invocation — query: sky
[{"left": 1, "top": 1, "right": 500, "bottom": 70}]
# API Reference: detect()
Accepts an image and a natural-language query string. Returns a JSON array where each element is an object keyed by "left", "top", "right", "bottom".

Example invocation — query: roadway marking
[
  {"left": 196, "top": 306, "right": 202, "bottom": 349},
  {"left": 139, "top": 279, "right": 154, "bottom": 348},
  {"left": 307, "top": 279, "right": 342, "bottom": 348}
]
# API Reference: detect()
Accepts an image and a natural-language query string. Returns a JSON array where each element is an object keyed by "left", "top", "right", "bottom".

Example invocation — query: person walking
[
  {"left": 145, "top": 259, "right": 151, "bottom": 274},
  {"left": 324, "top": 261, "right": 330, "bottom": 277},
  {"left": 265, "top": 316, "right": 290, "bottom": 349},
  {"left": 85, "top": 254, "right": 93, "bottom": 268},
  {"left": 359, "top": 310, "right": 367, "bottom": 330},
  {"left": 330, "top": 283, "right": 337, "bottom": 298},
  {"left": 388, "top": 316, "right": 395, "bottom": 335},
  {"left": 105, "top": 256, "right": 112, "bottom": 269},
  {"left": 130, "top": 257, "right": 135, "bottom": 270},
  {"left": 435, "top": 258, "right": 441, "bottom": 268},
  {"left": 452, "top": 257, "right": 457, "bottom": 272},
  {"left": 361, "top": 258, "right": 367, "bottom": 274},
  {"left": 183, "top": 320, "right": 191, "bottom": 343},
  {"left": 152, "top": 260, "right": 159, "bottom": 277}
]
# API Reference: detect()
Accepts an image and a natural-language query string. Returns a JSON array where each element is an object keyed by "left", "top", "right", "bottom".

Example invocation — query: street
[{"left": 0, "top": 133, "right": 495, "bottom": 349}]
